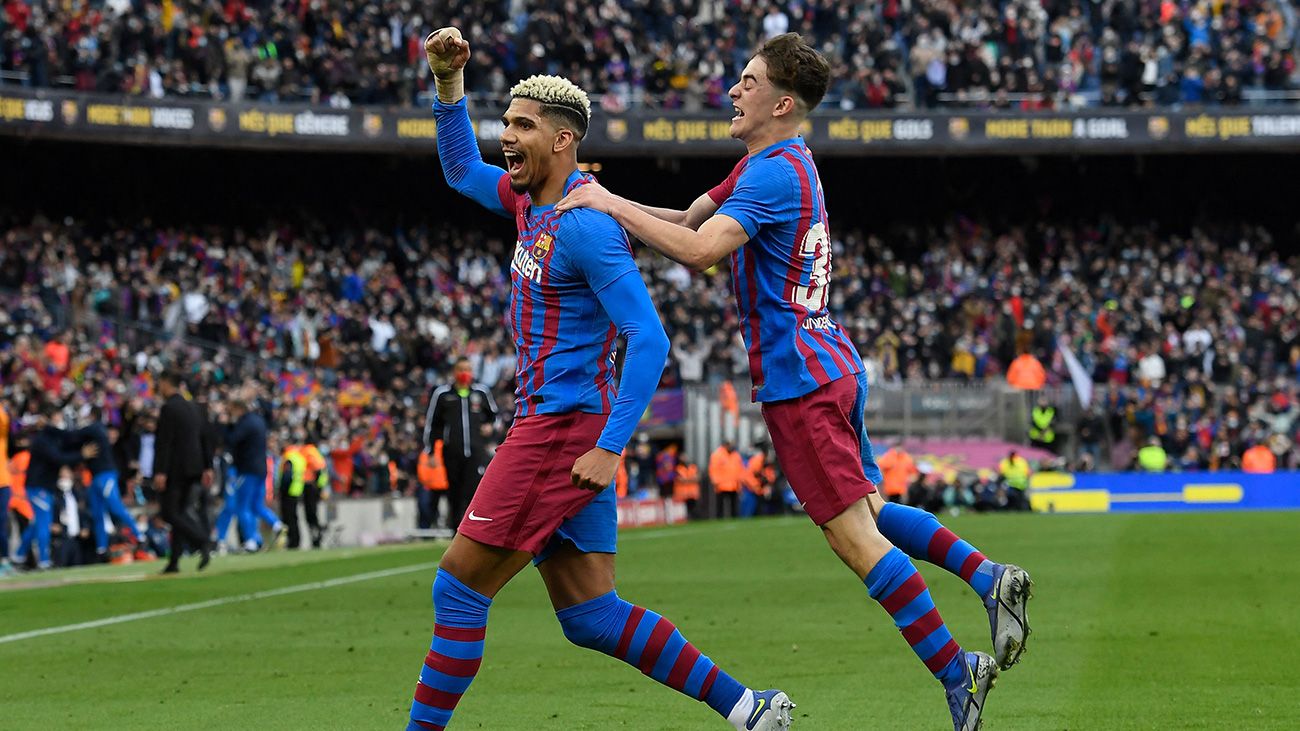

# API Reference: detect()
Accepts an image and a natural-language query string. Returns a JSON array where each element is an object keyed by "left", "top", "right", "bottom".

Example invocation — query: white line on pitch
[{"left": 0, "top": 562, "right": 437, "bottom": 646}]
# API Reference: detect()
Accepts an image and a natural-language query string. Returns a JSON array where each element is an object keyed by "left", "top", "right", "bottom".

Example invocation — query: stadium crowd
[
  {"left": 2, "top": 207, "right": 1298, "bottom": 567},
  {"left": 2, "top": 0, "right": 1298, "bottom": 110},
  {"left": 2, "top": 210, "right": 1296, "bottom": 469}
]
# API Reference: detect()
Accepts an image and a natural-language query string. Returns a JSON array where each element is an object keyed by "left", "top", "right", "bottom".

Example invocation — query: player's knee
[
  {"left": 823, "top": 501, "right": 892, "bottom": 576},
  {"left": 556, "top": 591, "right": 623, "bottom": 651},
  {"left": 558, "top": 614, "right": 603, "bottom": 649},
  {"left": 431, "top": 568, "right": 492, "bottom": 622}
]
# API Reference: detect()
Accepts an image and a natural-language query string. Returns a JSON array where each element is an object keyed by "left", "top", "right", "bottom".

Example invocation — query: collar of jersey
[
  {"left": 750, "top": 136, "right": 805, "bottom": 160},
  {"left": 525, "top": 169, "right": 589, "bottom": 217}
]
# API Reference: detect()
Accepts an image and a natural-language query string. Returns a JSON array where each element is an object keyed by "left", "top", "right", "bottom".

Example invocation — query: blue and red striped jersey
[
  {"left": 490, "top": 171, "right": 636, "bottom": 417},
  {"left": 714, "top": 138, "right": 864, "bottom": 402},
  {"left": 433, "top": 98, "right": 668, "bottom": 453}
]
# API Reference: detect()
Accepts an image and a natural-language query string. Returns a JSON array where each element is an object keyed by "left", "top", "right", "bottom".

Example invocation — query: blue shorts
[{"left": 534, "top": 486, "right": 617, "bottom": 565}]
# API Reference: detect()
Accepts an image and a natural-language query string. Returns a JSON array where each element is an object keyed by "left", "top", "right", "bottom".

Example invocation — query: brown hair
[{"left": 757, "top": 33, "right": 830, "bottom": 112}]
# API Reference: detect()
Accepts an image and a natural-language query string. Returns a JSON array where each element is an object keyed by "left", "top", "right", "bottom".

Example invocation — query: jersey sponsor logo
[
  {"left": 466, "top": 511, "right": 493, "bottom": 522},
  {"left": 511, "top": 240, "right": 544, "bottom": 284},
  {"left": 532, "top": 232, "right": 553, "bottom": 260}
]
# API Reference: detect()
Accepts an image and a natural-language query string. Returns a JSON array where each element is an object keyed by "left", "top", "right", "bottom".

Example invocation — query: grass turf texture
[{"left": 2, "top": 512, "right": 1297, "bottom": 730}]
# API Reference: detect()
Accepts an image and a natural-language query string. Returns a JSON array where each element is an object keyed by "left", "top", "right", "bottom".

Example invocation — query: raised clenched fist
[{"left": 424, "top": 27, "right": 470, "bottom": 78}]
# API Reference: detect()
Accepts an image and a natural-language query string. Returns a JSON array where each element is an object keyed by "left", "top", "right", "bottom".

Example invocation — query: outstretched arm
[
  {"left": 32, "top": 429, "right": 95, "bottom": 468},
  {"left": 628, "top": 193, "right": 717, "bottom": 230},
  {"left": 558, "top": 183, "right": 749, "bottom": 271},
  {"left": 426, "top": 27, "right": 514, "bottom": 218},
  {"left": 607, "top": 156, "right": 742, "bottom": 230}
]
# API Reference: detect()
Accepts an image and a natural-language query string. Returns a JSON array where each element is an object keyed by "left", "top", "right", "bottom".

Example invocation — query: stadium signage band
[
  {"left": 1028, "top": 471, "right": 1300, "bottom": 513},
  {"left": 5, "top": 88, "right": 1300, "bottom": 156}
]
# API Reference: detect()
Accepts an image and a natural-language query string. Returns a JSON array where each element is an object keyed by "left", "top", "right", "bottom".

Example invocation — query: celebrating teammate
[
  {"left": 72, "top": 409, "right": 141, "bottom": 559},
  {"left": 405, "top": 27, "right": 793, "bottom": 731},
  {"left": 558, "top": 32, "right": 1032, "bottom": 730}
]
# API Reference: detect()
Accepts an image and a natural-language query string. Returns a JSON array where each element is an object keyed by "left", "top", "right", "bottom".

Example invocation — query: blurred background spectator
[{"left": 3, "top": 0, "right": 1298, "bottom": 111}]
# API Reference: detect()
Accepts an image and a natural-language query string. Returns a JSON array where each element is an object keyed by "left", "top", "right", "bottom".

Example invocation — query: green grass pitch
[{"left": 3, "top": 512, "right": 1298, "bottom": 729}]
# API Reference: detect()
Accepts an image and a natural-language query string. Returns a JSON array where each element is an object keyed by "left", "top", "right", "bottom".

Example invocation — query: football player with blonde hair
[{"left": 403, "top": 26, "right": 794, "bottom": 731}]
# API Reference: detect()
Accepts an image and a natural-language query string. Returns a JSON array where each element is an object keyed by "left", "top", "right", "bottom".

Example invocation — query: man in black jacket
[
  {"left": 153, "top": 370, "right": 212, "bottom": 573},
  {"left": 421, "top": 358, "right": 499, "bottom": 531}
]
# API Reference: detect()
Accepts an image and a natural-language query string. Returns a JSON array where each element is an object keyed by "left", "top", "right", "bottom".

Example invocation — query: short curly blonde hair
[{"left": 510, "top": 74, "right": 591, "bottom": 138}]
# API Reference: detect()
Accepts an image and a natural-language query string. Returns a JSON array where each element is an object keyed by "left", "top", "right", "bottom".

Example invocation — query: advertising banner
[
  {"left": 1029, "top": 471, "right": 1300, "bottom": 513},
  {"left": 6, "top": 88, "right": 1300, "bottom": 157}
]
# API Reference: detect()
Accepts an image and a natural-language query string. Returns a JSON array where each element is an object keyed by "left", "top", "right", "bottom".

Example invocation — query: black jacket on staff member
[
  {"left": 422, "top": 359, "right": 499, "bottom": 531},
  {"left": 155, "top": 396, "right": 206, "bottom": 485},
  {"left": 153, "top": 372, "right": 212, "bottom": 572}
]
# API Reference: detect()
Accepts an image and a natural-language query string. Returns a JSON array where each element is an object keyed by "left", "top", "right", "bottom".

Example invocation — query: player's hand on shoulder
[
  {"left": 425, "top": 27, "right": 470, "bottom": 77},
  {"left": 556, "top": 180, "right": 615, "bottom": 215},
  {"left": 571, "top": 447, "right": 621, "bottom": 492}
]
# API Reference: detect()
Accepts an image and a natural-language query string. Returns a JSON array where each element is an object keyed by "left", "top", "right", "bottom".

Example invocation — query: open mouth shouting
[{"left": 503, "top": 149, "right": 525, "bottom": 176}]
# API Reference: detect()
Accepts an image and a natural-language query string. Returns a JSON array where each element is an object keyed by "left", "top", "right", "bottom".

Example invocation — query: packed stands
[
  {"left": 3, "top": 0, "right": 1298, "bottom": 110},
  {"left": 2, "top": 211, "right": 1296, "bottom": 486}
]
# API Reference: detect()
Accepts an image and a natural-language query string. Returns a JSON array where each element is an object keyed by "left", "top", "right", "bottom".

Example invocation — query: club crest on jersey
[{"left": 532, "top": 233, "right": 553, "bottom": 260}]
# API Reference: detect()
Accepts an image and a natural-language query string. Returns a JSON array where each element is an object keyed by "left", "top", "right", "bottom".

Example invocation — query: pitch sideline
[
  {"left": 1, "top": 517, "right": 796, "bottom": 646},
  {"left": 0, "top": 562, "right": 437, "bottom": 646}
]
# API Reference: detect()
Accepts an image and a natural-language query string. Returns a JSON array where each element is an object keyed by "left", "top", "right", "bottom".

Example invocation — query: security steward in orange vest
[
  {"left": 673, "top": 458, "right": 701, "bottom": 519},
  {"left": 708, "top": 441, "right": 745, "bottom": 519},
  {"left": 417, "top": 440, "right": 450, "bottom": 531}
]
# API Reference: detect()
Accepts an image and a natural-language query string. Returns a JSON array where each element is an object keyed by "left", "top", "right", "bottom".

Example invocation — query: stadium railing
[{"left": 682, "top": 380, "right": 1080, "bottom": 471}]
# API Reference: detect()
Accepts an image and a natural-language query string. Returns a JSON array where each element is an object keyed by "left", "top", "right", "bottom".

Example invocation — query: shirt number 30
[{"left": 792, "top": 222, "right": 831, "bottom": 312}]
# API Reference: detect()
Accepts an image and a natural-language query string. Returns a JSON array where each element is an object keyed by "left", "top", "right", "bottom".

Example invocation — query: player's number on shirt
[{"left": 792, "top": 222, "right": 831, "bottom": 312}]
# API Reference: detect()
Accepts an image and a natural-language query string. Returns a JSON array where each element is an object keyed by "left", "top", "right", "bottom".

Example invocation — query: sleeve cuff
[{"left": 432, "top": 97, "right": 467, "bottom": 112}]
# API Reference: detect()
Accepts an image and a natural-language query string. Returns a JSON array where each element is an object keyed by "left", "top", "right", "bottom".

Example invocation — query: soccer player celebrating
[
  {"left": 558, "top": 33, "right": 1032, "bottom": 731},
  {"left": 407, "top": 27, "right": 793, "bottom": 731}
]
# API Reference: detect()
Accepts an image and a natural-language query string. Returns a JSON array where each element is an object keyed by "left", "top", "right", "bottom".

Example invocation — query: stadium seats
[
  {"left": 2, "top": 0, "right": 1296, "bottom": 110},
  {"left": 0, "top": 213, "right": 1295, "bottom": 481}
]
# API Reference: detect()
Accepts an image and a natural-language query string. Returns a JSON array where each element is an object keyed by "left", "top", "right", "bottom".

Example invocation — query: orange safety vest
[
  {"left": 299, "top": 444, "right": 326, "bottom": 480},
  {"left": 877, "top": 448, "right": 918, "bottom": 497},
  {"left": 9, "top": 450, "right": 32, "bottom": 520},
  {"left": 1241, "top": 445, "right": 1276, "bottom": 474},
  {"left": 720, "top": 382, "right": 739, "bottom": 422},
  {"left": 709, "top": 447, "right": 744, "bottom": 493},
  {"left": 1006, "top": 354, "right": 1047, "bottom": 390},
  {"left": 0, "top": 404, "right": 10, "bottom": 487},
  {"left": 746, "top": 453, "right": 773, "bottom": 496},
  {"left": 615, "top": 450, "right": 628, "bottom": 498},
  {"left": 673, "top": 463, "right": 700, "bottom": 502},
  {"left": 418, "top": 442, "right": 450, "bottom": 491}
]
